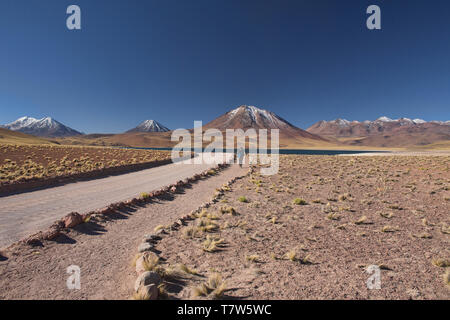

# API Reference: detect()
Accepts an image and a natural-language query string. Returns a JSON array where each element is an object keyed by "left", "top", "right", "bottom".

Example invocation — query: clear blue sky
[{"left": 1, "top": 0, "right": 449, "bottom": 133}]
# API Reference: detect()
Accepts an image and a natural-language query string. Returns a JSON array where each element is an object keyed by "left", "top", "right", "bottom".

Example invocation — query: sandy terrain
[
  {"left": 145, "top": 155, "right": 450, "bottom": 300},
  {"left": 0, "top": 164, "right": 247, "bottom": 299}
]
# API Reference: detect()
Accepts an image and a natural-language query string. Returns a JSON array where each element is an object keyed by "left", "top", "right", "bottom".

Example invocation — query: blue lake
[{"left": 119, "top": 147, "right": 387, "bottom": 156}]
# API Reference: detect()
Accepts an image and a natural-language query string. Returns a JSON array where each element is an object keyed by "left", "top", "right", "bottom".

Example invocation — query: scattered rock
[
  {"left": 63, "top": 212, "right": 83, "bottom": 228},
  {"left": 143, "top": 234, "right": 161, "bottom": 243},
  {"left": 153, "top": 228, "right": 165, "bottom": 236},
  {"left": 98, "top": 207, "right": 111, "bottom": 215},
  {"left": 137, "top": 284, "right": 159, "bottom": 300},
  {"left": 170, "top": 186, "right": 177, "bottom": 193},
  {"left": 135, "top": 256, "right": 147, "bottom": 274},
  {"left": 138, "top": 242, "right": 153, "bottom": 253},
  {"left": 130, "top": 198, "right": 140, "bottom": 205},
  {"left": 134, "top": 271, "right": 161, "bottom": 292},
  {"left": 49, "top": 220, "right": 65, "bottom": 230},
  {"left": 42, "top": 228, "right": 62, "bottom": 241},
  {"left": 23, "top": 235, "right": 42, "bottom": 246},
  {"left": 135, "top": 252, "right": 159, "bottom": 274},
  {"left": 0, "top": 252, "right": 7, "bottom": 261}
]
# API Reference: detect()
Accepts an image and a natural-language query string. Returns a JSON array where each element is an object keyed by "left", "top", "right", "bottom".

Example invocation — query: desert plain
[{"left": 0, "top": 152, "right": 448, "bottom": 300}]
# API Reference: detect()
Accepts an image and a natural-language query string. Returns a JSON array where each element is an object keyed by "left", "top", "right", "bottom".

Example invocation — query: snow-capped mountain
[
  {"left": 1, "top": 116, "right": 83, "bottom": 138},
  {"left": 307, "top": 116, "right": 450, "bottom": 138},
  {"left": 203, "top": 105, "right": 325, "bottom": 141},
  {"left": 126, "top": 120, "right": 170, "bottom": 133}
]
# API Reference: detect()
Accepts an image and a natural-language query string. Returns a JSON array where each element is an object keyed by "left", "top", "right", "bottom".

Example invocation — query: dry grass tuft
[
  {"left": 326, "top": 213, "right": 340, "bottom": 221},
  {"left": 183, "top": 226, "right": 201, "bottom": 239},
  {"left": 131, "top": 253, "right": 141, "bottom": 267},
  {"left": 192, "top": 283, "right": 210, "bottom": 297},
  {"left": 416, "top": 232, "right": 432, "bottom": 239},
  {"left": 142, "top": 255, "right": 160, "bottom": 272},
  {"left": 285, "top": 249, "right": 297, "bottom": 261},
  {"left": 432, "top": 258, "right": 450, "bottom": 268},
  {"left": 192, "top": 273, "right": 226, "bottom": 298},
  {"left": 293, "top": 198, "right": 308, "bottom": 205},
  {"left": 202, "top": 235, "right": 224, "bottom": 253},
  {"left": 381, "top": 225, "right": 398, "bottom": 233},
  {"left": 220, "top": 206, "right": 238, "bottom": 215},
  {"left": 379, "top": 212, "right": 394, "bottom": 219},
  {"left": 444, "top": 269, "right": 450, "bottom": 286},
  {"left": 238, "top": 196, "right": 248, "bottom": 203},
  {"left": 354, "top": 216, "right": 368, "bottom": 225},
  {"left": 245, "top": 254, "right": 260, "bottom": 263},
  {"left": 440, "top": 224, "right": 450, "bottom": 235},
  {"left": 178, "top": 264, "right": 200, "bottom": 276}
]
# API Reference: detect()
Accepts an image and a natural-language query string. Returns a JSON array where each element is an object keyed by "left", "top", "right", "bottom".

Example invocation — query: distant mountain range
[
  {"left": 1, "top": 117, "right": 171, "bottom": 138},
  {"left": 2, "top": 111, "right": 449, "bottom": 148},
  {"left": 1, "top": 116, "right": 83, "bottom": 138},
  {"left": 307, "top": 117, "right": 450, "bottom": 137},
  {"left": 307, "top": 117, "right": 450, "bottom": 147},
  {"left": 126, "top": 120, "right": 170, "bottom": 133}
]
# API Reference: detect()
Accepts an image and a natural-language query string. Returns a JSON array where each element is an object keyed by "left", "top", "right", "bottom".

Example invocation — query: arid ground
[
  {"left": 0, "top": 154, "right": 448, "bottom": 300},
  {"left": 0, "top": 144, "right": 171, "bottom": 187},
  {"left": 0, "top": 164, "right": 247, "bottom": 299},
  {"left": 147, "top": 154, "right": 449, "bottom": 299}
]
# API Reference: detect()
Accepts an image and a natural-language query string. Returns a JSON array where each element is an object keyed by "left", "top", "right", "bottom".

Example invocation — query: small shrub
[
  {"left": 192, "top": 273, "right": 226, "bottom": 298},
  {"left": 285, "top": 250, "right": 297, "bottom": 261},
  {"left": 220, "top": 206, "right": 237, "bottom": 215},
  {"left": 140, "top": 192, "right": 150, "bottom": 200},
  {"left": 202, "top": 235, "right": 224, "bottom": 253},
  {"left": 354, "top": 216, "right": 367, "bottom": 225},
  {"left": 326, "top": 213, "right": 340, "bottom": 221},
  {"left": 179, "top": 264, "right": 200, "bottom": 276},
  {"left": 444, "top": 269, "right": 450, "bottom": 286},
  {"left": 238, "top": 196, "right": 248, "bottom": 203},
  {"left": 379, "top": 212, "right": 393, "bottom": 219},
  {"left": 432, "top": 258, "right": 450, "bottom": 268},
  {"left": 293, "top": 198, "right": 307, "bottom": 205},
  {"left": 245, "top": 254, "right": 260, "bottom": 263},
  {"left": 381, "top": 225, "right": 397, "bottom": 233},
  {"left": 416, "top": 232, "right": 432, "bottom": 239}
]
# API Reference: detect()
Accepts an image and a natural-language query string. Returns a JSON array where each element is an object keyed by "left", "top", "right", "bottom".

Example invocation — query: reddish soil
[
  {"left": 151, "top": 155, "right": 450, "bottom": 299},
  {"left": 0, "top": 144, "right": 171, "bottom": 193},
  {"left": 0, "top": 164, "right": 247, "bottom": 299}
]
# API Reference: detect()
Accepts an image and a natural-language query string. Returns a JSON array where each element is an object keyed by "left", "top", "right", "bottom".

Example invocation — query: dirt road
[
  {"left": 0, "top": 154, "right": 233, "bottom": 248},
  {"left": 0, "top": 163, "right": 247, "bottom": 299}
]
